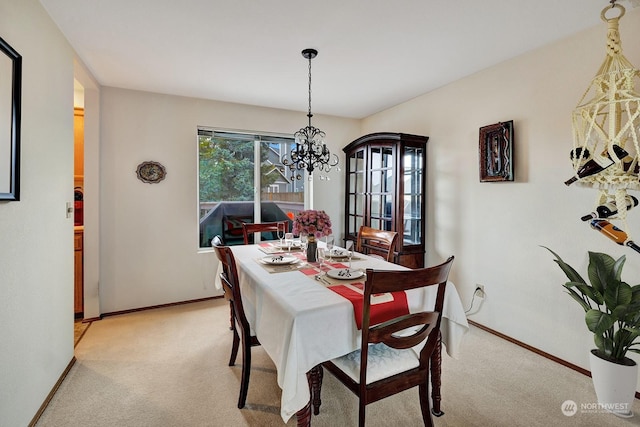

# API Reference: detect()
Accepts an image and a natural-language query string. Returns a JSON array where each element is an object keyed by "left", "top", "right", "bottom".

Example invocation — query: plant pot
[{"left": 589, "top": 349, "right": 637, "bottom": 418}]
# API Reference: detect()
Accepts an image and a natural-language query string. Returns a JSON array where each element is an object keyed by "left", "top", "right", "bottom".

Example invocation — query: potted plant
[{"left": 544, "top": 247, "right": 640, "bottom": 417}]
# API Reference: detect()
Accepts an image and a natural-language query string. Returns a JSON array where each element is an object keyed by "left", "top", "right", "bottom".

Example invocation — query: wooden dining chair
[
  {"left": 242, "top": 221, "right": 289, "bottom": 245},
  {"left": 356, "top": 225, "right": 398, "bottom": 263},
  {"left": 211, "top": 235, "right": 233, "bottom": 330},
  {"left": 211, "top": 240, "right": 261, "bottom": 409},
  {"left": 319, "top": 256, "right": 454, "bottom": 427}
]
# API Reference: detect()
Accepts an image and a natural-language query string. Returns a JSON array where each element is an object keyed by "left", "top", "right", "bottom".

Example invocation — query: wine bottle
[
  {"left": 570, "top": 147, "right": 591, "bottom": 163},
  {"left": 609, "top": 145, "right": 633, "bottom": 164},
  {"left": 581, "top": 195, "right": 639, "bottom": 221},
  {"left": 589, "top": 219, "right": 640, "bottom": 254},
  {"left": 564, "top": 155, "right": 614, "bottom": 186}
]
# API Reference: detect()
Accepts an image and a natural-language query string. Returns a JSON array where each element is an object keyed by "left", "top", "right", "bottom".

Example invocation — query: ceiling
[{"left": 40, "top": 0, "right": 639, "bottom": 119}]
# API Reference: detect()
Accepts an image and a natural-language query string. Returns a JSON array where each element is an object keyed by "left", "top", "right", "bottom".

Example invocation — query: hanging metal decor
[
  {"left": 136, "top": 161, "right": 167, "bottom": 184},
  {"left": 568, "top": 1, "right": 640, "bottom": 254}
]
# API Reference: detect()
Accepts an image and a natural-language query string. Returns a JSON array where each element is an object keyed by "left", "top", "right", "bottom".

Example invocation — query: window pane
[
  {"left": 260, "top": 140, "right": 304, "bottom": 235},
  {"left": 198, "top": 129, "right": 298, "bottom": 248}
]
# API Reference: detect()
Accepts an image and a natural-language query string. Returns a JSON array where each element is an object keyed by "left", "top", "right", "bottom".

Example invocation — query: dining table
[{"left": 227, "top": 241, "right": 469, "bottom": 426}]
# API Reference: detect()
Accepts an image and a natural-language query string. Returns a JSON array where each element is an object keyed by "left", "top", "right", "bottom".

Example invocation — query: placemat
[{"left": 328, "top": 282, "right": 409, "bottom": 329}]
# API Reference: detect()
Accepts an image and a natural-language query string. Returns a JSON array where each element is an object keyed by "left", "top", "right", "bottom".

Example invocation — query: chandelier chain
[{"left": 307, "top": 54, "right": 313, "bottom": 124}]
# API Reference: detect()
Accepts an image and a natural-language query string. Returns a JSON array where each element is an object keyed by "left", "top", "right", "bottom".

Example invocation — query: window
[{"left": 198, "top": 128, "right": 304, "bottom": 248}]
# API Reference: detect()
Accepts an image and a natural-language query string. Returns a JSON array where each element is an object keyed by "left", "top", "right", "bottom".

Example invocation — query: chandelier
[
  {"left": 282, "top": 48, "right": 338, "bottom": 180},
  {"left": 568, "top": 1, "right": 640, "bottom": 254}
]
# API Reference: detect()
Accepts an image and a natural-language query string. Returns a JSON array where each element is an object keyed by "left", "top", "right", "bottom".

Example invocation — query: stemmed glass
[
  {"left": 325, "top": 235, "right": 334, "bottom": 262},
  {"left": 345, "top": 240, "right": 354, "bottom": 270},
  {"left": 316, "top": 247, "right": 326, "bottom": 275},
  {"left": 277, "top": 222, "right": 285, "bottom": 247},
  {"left": 284, "top": 232, "right": 294, "bottom": 253},
  {"left": 300, "top": 233, "right": 308, "bottom": 252}
]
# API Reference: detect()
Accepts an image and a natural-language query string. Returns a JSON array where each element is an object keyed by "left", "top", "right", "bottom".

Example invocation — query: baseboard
[
  {"left": 468, "top": 320, "right": 640, "bottom": 400},
  {"left": 28, "top": 356, "right": 77, "bottom": 427},
  {"left": 101, "top": 296, "right": 222, "bottom": 318}
]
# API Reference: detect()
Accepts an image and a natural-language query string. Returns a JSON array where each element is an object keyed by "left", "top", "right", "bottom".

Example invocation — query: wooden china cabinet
[{"left": 343, "top": 132, "right": 428, "bottom": 268}]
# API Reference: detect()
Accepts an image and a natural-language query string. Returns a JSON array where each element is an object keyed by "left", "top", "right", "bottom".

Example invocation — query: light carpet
[{"left": 36, "top": 298, "right": 640, "bottom": 426}]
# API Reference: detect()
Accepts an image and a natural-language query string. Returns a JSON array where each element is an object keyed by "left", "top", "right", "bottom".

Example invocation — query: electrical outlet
[{"left": 475, "top": 284, "right": 485, "bottom": 298}]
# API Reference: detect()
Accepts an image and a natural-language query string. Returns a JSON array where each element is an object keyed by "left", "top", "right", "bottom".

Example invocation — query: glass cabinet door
[
  {"left": 346, "top": 149, "right": 365, "bottom": 236},
  {"left": 369, "top": 146, "right": 394, "bottom": 231},
  {"left": 402, "top": 145, "right": 423, "bottom": 245}
]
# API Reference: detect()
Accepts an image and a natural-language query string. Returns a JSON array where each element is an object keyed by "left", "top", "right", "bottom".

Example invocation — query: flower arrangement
[{"left": 292, "top": 209, "right": 332, "bottom": 239}]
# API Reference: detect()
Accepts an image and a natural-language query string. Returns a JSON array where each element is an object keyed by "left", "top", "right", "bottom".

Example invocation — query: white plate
[
  {"left": 274, "top": 242, "right": 302, "bottom": 250},
  {"left": 326, "top": 268, "right": 365, "bottom": 280},
  {"left": 329, "top": 249, "right": 352, "bottom": 258},
  {"left": 260, "top": 255, "right": 298, "bottom": 265}
]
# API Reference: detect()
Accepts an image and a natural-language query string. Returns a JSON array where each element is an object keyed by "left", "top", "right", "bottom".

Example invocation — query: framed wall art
[
  {"left": 0, "top": 36, "right": 21, "bottom": 201},
  {"left": 479, "top": 120, "right": 514, "bottom": 182}
]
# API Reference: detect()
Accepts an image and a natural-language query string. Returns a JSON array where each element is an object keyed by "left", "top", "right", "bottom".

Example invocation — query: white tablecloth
[{"left": 229, "top": 244, "right": 469, "bottom": 422}]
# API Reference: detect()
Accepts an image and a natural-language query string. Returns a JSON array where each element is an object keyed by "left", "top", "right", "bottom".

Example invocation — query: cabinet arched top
[{"left": 342, "top": 132, "right": 428, "bottom": 153}]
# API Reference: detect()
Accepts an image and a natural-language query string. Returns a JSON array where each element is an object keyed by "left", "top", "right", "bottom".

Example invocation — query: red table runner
[{"left": 329, "top": 282, "right": 408, "bottom": 329}]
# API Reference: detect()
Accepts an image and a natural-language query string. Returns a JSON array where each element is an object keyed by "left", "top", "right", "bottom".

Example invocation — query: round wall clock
[{"left": 136, "top": 161, "right": 167, "bottom": 184}]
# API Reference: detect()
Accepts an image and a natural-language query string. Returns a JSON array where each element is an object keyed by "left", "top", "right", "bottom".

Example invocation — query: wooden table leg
[
  {"left": 296, "top": 366, "right": 323, "bottom": 426},
  {"left": 309, "top": 365, "right": 323, "bottom": 415},
  {"left": 430, "top": 331, "right": 444, "bottom": 416}
]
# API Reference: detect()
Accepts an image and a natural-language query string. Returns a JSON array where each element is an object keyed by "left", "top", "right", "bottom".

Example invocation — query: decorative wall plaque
[{"left": 136, "top": 161, "right": 166, "bottom": 184}]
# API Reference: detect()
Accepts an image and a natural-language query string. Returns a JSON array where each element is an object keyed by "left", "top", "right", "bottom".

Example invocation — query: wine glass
[
  {"left": 325, "top": 235, "right": 334, "bottom": 262},
  {"left": 300, "top": 233, "right": 308, "bottom": 252},
  {"left": 284, "top": 232, "right": 294, "bottom": 253},
  {"left": 316, "top": 247, "right": 326, "bottom": 275},
  {"left": 345, "top": 240, "right": 354, "bottom": 270},
  {"left": 277, "top": 222, "right": 285, "bottom": 247}
]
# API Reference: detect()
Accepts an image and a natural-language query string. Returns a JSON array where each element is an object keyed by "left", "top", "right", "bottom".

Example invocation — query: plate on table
[
  {"left": 260, "top": 255, "right": 298, "bottom": 265},
  {"left": 274, "top": 241, "right": 302, "bottom": 250},
  {"left": 326, "top": 268, "right": 364, "bottom": 280},
  {"left": 329, "top": 248, "right": 352, "bottom": 259}
]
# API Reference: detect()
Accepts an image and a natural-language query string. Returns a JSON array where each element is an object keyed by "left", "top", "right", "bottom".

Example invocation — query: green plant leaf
[
  {"left": 563, "top": 286, "right": 592, "bottom": 312},
  {"left": 604, "top": 280, "right": 632, "bottom": 313},
  {"left": 570, "top": 282, "right": 604, "bottom": 306},
  {"left": 613, "top": 254, "right": 626, "bottom": 280},
  {"left": 612, "top": 305, "right": 631, "bottom": 322},
  {"left": 587, "top": 252, "right": 616, "bottom": 295},
  {"left": 542, "top": 246, "right": 586, "bottom": 284},
  {"left": 585, "top": 309, "right": 614, "bottom": 335}
]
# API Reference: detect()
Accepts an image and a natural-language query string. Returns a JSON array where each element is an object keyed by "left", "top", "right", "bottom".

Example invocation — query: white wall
[
  {"left": 363, "top": 8, "right": 640, "bottom": 382},
  {"left": 99, "top": 87, "right": 361, "bottom": 313},
  {"left": 0, "top": 1, "right": 75, "bottom": 425}
]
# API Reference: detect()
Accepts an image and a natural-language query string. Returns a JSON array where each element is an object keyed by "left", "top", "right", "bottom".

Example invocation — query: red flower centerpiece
[
  {"left": 292, "top": 210, "right": 332, "bottom": 262},
  {"left": 292, "top": 209, "right": 332, "bottom": 239}
]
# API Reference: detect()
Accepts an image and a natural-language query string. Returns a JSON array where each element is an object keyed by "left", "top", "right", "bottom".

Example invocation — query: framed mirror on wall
[{"left": 0, "top": 36, "right": 21, "bottom": 201}]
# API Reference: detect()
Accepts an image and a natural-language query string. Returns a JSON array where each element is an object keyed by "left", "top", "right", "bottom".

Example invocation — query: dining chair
[
  {"left": 242, "top": 221, "right": 288, "bottom": 244},
  {"left": 211, "top": 240, "right": 261, "bottom": 409},
  {"left": 211, "top": 235, "right": 233, "bottom": 330},
  {"left": 319, "top": 256, "right": 455, "bottom": 427},
  {"left": 355, "top": 225, "right": 399, "bottom": 263}
]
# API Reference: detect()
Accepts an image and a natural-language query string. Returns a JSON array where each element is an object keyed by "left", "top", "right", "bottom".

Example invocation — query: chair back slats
[
  {"left": 356, "top": 226, "right": 399, "bottom": 262},
  {"left": 368, "top": 312, "right": 439, "bottom": 350},
  {"left": 242, "top": 221, "right": 289, "bottom": 245}
]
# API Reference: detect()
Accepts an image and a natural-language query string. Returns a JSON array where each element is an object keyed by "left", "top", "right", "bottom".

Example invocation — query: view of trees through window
[{"left": 198, "top": 128, "right": 304, "bottom": 248}]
